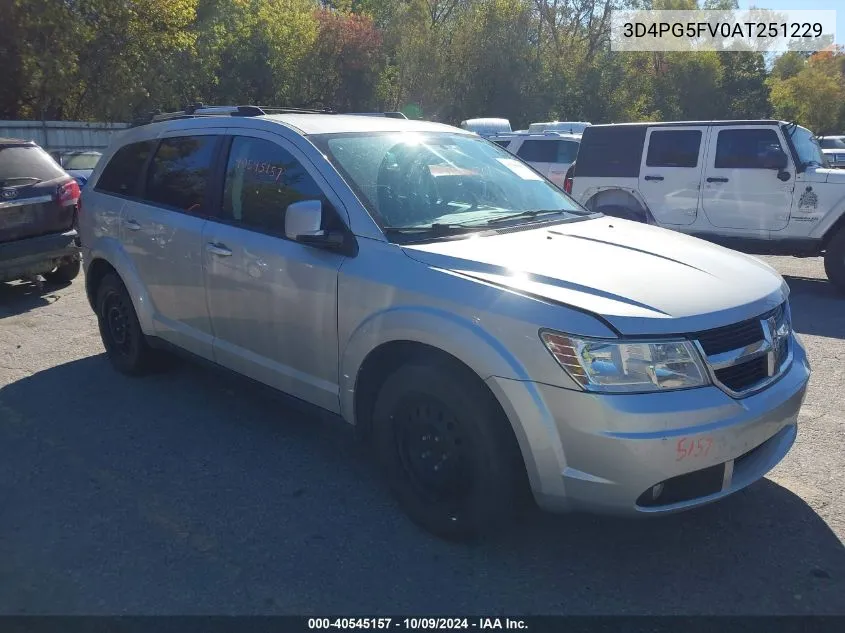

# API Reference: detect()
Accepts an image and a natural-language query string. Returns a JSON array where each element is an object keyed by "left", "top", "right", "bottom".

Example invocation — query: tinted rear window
[
  {"left": 143, "top": 136, "right": 217, "bottom": 212},
  {"left": 96, "top": 141, "right": 156, "bottom": 196},
  {"left": 646, "top": 130, "right": 702, "bottom": 168},
  {"left": 517, "top": 140, "right": 557, "bottom": 162},
  {"left": 575, "top": 126, "right": 647, "bottom": 178},
  {"left": 0, "top": 146, "right": 66, "bottom": 184}
]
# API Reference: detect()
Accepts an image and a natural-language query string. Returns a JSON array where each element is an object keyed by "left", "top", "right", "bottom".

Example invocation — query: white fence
[{"left": 0, "top": 120, "right": 130, "bottom": 152}]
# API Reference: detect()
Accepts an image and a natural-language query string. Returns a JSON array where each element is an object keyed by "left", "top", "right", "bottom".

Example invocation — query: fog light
[{"left": 651, "top": 483, "right": 664, "bottom": 500}]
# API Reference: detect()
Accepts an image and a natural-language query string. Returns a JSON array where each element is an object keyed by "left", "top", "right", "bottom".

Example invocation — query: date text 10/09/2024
[{"left": 307, "top": 618, "right": 528, "bottom": 630}]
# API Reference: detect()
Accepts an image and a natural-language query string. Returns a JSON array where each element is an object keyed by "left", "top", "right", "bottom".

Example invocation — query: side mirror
[
  {"left": 285, "top": 200, "right": 323, "bottom": 241},
  {"left": 284, "top": 199, "right": 347, "bottom": 251}
]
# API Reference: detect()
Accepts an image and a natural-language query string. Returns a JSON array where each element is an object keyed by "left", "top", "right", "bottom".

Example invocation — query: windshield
[
  {"left": 311, "top": 131, "right": 590, "bottom": 240},
  {"left": 819, "top": 136, "right": 845, "bottom": 150},
  {"left": 786, "top": 126, "right": 828, "bottom": 168},
  {"left": 63, "top": 153, "right": 101, "bottom": 170}
]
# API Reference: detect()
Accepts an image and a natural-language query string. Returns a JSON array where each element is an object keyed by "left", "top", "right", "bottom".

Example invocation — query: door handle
[
  {"left": 777, "top": 171, "right": 791, "bottom": 182},
  {"left": 205, "top": 242, "right": 232, "bottom": 257},
  {"left": 644, "top": 175, "right": 664, "bottom": 181},
  {"left": 706, "top": 177, "right": 729, "bottom": 183},
  {"left": 124, "top": 219, "right": 141, "bottom": 231}
]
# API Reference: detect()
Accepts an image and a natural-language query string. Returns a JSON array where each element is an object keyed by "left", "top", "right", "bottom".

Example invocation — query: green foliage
[
  {"left": 769, "top": 49, "right": 845, "bottom": 134},
  {"left": 1, "top": 0, "right": 843, "bottom": 134}
]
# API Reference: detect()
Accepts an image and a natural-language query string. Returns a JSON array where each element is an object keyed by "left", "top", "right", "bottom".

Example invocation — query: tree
[{"left": 769, "top": 49, "right": 845, "bottom": 134}]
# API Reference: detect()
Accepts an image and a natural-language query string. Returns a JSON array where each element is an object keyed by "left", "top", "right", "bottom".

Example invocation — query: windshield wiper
[
  {"left": 486, "top": 209, "right": 572, "bottom": 225},
  {"left": 383, "top": 222, "right": 479, "bottom": 236}
]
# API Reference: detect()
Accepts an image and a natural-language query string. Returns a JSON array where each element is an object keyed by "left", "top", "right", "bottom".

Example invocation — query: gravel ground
[{"left": 0, "top": 255, "right": 843, "bottom": 615}]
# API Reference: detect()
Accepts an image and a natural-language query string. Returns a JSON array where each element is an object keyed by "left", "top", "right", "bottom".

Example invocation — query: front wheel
[
  {"left": 824, "top": 228, "right": 845, "bottom": 295},
  {"left": 371, "top": 362, "right": 525, "bottom": 541}
]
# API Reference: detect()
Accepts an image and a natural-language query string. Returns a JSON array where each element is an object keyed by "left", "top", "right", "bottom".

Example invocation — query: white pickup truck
[{"left": 569, "top": 120, "right": 845, "bottom": 293}]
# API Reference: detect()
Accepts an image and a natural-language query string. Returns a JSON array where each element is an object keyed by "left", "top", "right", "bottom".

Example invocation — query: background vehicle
[
  {"left": 79, "top": 105, "right": 809, "bottom": 542},
  {"left": 1, "top": 138, "right": 81, "bottom": 284},
  {"left": 460, "top": 117, "right": 512, "bottom": 136},
  {"left": 818, "top": 135, "right": 845, "bottom": 169},
  {"left": 490, "top": 132, "right": 580, "bottom": 187},
  {"left": 50, "top": 149, "right": 103, "bottom": 187},
  {"left": 528, "top": 121, "right": 592, "bottom": 135},
  {"left": 569, "top": 120, "right": 845, "bottom": 294}
]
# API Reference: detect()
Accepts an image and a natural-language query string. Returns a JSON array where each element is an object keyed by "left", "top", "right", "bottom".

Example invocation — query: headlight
[{"left": 540, "top": 331, "right": 710, "bottom": 393}]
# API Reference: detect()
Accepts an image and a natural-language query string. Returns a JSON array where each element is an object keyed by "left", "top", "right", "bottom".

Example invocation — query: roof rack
[{"left": 130, "top": 103, "right": 334, "bottom": 127}]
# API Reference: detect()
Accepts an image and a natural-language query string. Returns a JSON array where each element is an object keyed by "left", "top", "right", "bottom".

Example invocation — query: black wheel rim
[
  {"left": 392, "top": 395, "right": 471, "bottom": 505},
  {"left": 103, "top": 292, "right": 132, "bottom": 356}
]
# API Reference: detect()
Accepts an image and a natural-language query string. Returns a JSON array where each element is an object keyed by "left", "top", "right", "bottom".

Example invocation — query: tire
[
  {"left": 824, "top": 228, "right": 845, "bottom": 294},
  {"left": 44, "top": 258, "right": 81, "bottom": 284},
  {"left": 595, "top": 205, "right": 645, "bottom": 223},
  {"left": 371, "top": 362, "right": 525, "bottom": 541},
  {"left": 95, "top": 273, "right": 157, "bottom": 375}
]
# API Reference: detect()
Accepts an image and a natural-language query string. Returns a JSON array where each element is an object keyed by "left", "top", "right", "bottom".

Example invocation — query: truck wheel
[
  {"left": 44, "top": 259, "right": 81, "bottom": 284},
  {"left": 596, "top": 205, "right": 645, "bottom": 223},
  {"left": 824, "top": 228, "right": 845, "bottom": 294},
  {"left": 95, "top": 273, "right": 157, "bottom": 375},
  {"left": 371, "top": 362, "right": 524, "bottom": 541}
]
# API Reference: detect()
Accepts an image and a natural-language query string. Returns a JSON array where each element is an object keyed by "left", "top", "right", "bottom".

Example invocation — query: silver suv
[{"left": 80, "top": 105, "right": 811, "bottom": 540}]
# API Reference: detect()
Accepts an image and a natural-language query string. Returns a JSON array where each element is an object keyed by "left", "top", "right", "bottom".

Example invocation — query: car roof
[
  {"left": 263, "top": 113, "right": 468, "bottom": 135},
  {"left": 123, "top": 113, "right": 470, "bottom": 139},
  {"left": 0, "top": 137, "right": 36, "bottom": 146},
  {"left": 490, "top": 132, "right": 581, "bottom": 141},
  {"left": 589, "top": 120, "right": 789, "bottom": 129}
]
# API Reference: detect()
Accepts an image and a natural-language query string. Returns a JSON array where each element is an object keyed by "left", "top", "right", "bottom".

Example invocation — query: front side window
[
  {"left": 646, "top": 130, "right": 701, "bottom": 168},
  {"left": 221, "top": 136, "right": 326, "bottom": 235},
  {"left": 144, "top": 136, "right": 216, "bottom": 212},
  {"left": 311, "top": 131, "right": 588, "bottom": 241},
  {"left": 714, "top": 129, "right": 783, "bottom": 169}
]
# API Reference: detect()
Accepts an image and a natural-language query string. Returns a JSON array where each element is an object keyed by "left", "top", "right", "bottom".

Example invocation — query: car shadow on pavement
[
  {"left": 782, "top": 275, "right": 845, "bottom": 340},
  {"left": 0, "top": 354, "right": 843, "bottom": 615},
  {"left": 0, "top": 279, "right": 72, "bottom": 318}
]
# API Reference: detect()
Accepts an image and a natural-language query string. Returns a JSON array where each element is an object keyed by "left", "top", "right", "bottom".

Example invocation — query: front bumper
[
  {"left": 487, "top": 335, "right": 811, "bottom": 515},
  {"left": 0, "top": 229, "right": 80, "bottom": 282}
]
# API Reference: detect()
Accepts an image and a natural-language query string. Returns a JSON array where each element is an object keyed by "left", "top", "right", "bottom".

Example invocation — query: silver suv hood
[{"left": 401, "top": 217, "right": 788, "bottom": 336}]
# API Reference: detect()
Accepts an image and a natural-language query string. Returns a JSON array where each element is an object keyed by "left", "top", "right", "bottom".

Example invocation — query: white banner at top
[{"left": 610, "top": 10, "right": 837, "bottom": 52}]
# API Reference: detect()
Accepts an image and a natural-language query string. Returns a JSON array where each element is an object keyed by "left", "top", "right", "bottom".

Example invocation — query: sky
[{"left": 738, "top": 1, "right": 843, "bottom": 45}]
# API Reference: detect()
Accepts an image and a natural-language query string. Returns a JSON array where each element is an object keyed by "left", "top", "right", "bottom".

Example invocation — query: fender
[
  {"left": 85, "top": 237, "right": 156, "bottom": 335},
  {"left": 810, "top": 192, "right": 845, "bottom": 242},
  {"left": 338, "top": 304, "right": 533, "bottom": 425}
]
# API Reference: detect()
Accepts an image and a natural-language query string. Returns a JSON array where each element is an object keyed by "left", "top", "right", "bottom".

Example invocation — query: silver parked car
[{"left": 79, "top": 105, "right": 811, "bottom": 540}]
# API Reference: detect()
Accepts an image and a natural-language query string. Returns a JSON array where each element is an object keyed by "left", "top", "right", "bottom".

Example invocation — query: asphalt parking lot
[{"left": 1, "top": 255, "right": 843, "bottom": 616}]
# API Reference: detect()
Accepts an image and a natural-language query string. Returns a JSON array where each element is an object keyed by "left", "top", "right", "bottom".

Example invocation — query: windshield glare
[
  {"left": 63, "top": 153, "right": 101, "bottom": 170},
  {"left": 788, "top": 127, "right": 828, "bottom": 168},
  {"left": 313, "top": 132, "right": 587, "bottom": 237}
]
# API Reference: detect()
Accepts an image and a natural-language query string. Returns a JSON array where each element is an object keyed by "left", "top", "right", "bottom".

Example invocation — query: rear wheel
[
  {"left": 95, "top": 273, "right": 156, "bottom": 375},
  {"left": 371, "top": 362, "right": 525, "bottom": 541},
  {"left": 824, "top": 228, "right": 845, "bottom": 294},
  {"left": 44, "top": 258, "right": 81, "bottom": 284}
]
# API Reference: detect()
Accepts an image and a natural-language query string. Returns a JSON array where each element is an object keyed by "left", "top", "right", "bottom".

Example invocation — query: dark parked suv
[{"left": 1, "top": 137, "right": 82, "bottom": 284}]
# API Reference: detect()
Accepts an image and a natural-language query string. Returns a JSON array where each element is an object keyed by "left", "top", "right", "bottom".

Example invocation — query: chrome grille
[{"left": 693, "top": 303, "right": 792, "bottom": 398}]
